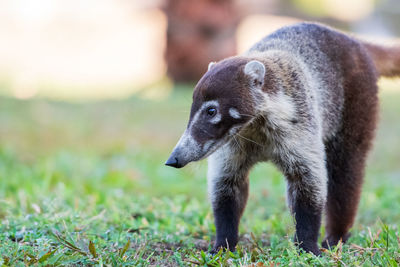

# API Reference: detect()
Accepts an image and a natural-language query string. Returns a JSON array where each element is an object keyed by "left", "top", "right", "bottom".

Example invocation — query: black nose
[{"left": 165, "top": 157, "right": 182, "bottom": 168}]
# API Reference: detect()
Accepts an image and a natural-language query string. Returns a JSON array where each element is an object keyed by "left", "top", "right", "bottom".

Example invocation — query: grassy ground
[{"left": 0, "top": 85, "right": 399, "bottom": 266}]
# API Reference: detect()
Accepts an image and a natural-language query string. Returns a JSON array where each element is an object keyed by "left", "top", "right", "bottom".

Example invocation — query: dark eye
[{"left": 206, "top": 107, "right": 217, "bottom": 117}]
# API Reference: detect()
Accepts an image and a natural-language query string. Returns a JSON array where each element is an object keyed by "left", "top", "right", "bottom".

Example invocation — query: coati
[{"left": 165, "top": 22, "right": 400, "bottom": 255}]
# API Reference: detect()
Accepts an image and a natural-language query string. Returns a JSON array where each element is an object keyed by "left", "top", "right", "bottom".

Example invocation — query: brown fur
[
  {"left": 363, "top": 42, "right": 400, "bottom": 77},
  {"left": 322, "top": 38, "right": 379, "bottom": 248}
]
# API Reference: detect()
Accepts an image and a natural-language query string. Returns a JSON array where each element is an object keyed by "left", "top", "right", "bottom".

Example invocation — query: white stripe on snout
[
  {"left": 173, "top": 100, "right": 223, "bottom": 164},
  {"left": 229, "top": 108, "right": 241, "bottom": 119},
  {"left": 174, "top": 129, "right": 201, "bottom": 157}
]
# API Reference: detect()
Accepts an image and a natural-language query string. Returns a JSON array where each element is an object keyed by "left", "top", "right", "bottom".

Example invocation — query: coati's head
[{"left": 165, "top": 57, "right": 266, "bottom": 168}]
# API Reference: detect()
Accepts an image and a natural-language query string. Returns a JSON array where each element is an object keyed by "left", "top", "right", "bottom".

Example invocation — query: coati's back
[{"left": 244, "top": 22, "right": 379, "bottom": 139}]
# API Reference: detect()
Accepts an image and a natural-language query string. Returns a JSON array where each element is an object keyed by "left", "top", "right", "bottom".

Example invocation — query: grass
[{"left": 0, "top": 84, "right": 399, "bottom": 266}]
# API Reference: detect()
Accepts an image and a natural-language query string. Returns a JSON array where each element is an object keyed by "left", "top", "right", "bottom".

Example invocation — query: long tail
[{"left": 362, "top": 41, "right": 400, "bottom": 78}]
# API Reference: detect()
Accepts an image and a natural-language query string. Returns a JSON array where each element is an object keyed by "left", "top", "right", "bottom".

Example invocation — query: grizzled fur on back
[
  {"left": 166, "top": 22, "right": 400, "bottom": 255},
  {"left": 246, "top": 23, "right": 372, "bottom": 140}
]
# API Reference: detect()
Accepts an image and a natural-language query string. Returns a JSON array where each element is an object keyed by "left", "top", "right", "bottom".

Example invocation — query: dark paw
[
  {"left": 298, "top": 242, "right": 321, "bottom": 256},
  {"left": 321, "top": 233, "right": 350, "bottom": 249},
  {"left": 209, "top": 247, "right": 221, "bottom": 256},
  {"left": 209, "top": 243, "right": 235, "bottom": 255}
]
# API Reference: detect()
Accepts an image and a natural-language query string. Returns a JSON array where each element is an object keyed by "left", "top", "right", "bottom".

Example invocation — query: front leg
[
  {"left": 207, "top": 145, "right": 253, "bottom": 253},
  {"left": 289, "top": 180, "right": 323, "bottom": 256},
  {"left": 277, "top": 143, "right": 328, "bottom": 256}
]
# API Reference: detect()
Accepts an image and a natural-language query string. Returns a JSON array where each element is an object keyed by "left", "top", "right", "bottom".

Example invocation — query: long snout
[
  {"left": 165, "top": 130, "right": 204, "bottom": 169},
  {"left": 165, "top": 149, "right": 184, "bottom": 168}
]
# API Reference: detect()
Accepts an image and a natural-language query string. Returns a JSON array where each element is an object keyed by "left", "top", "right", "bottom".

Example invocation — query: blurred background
[
  {"left": 0, "top": 0, "right": 399, "bottom": 213},
  {"left": 0, "top": 0, "right": 400, "bottom": 100}
]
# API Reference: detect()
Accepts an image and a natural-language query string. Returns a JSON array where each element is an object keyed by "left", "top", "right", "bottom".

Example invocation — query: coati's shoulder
[{"left": 241, "top": 23, "right": 357, "bottom": 140}]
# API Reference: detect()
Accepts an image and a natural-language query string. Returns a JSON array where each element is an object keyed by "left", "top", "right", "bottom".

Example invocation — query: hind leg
[
  {"left": 322, "top": 84, "right": 378, "bottom": 249},
  {"left": 322, "top": 137, "right": 366, "bottom": 248}
]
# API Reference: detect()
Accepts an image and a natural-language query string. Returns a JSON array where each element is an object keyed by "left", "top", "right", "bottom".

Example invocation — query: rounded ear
[
  {"left": 208, "top": 61, "right": 216, "bottom": 71},
  {"left": 244, "top": 60, "right": 265, "bottom": 86}
]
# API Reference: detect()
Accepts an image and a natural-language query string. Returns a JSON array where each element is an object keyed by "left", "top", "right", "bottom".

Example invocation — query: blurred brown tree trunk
[{"left": 164, "top": 0, "right": 239, "bottom": 82}]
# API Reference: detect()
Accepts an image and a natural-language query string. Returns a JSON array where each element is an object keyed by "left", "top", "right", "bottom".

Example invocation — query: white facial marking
[
  {"left": 172, "top": 100, "right": 221, "bottom": 163},
  {"left": 189, "top": 100, "right": 218, "bottom": 127},
  {"left": 210, "top": 113, "right": 221, "bottom": 124},
  {"left": 190, "top": 100, "right": 220, "bottom": 127},
  {"left": 229, "top": 108, "right": 241, "bottom": 119},
  {"left": 203, "top": 100, "right": 219, "bottom": 110},
  {"left": 173, "top": 129, "right": 201, "bottom": 159}
]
